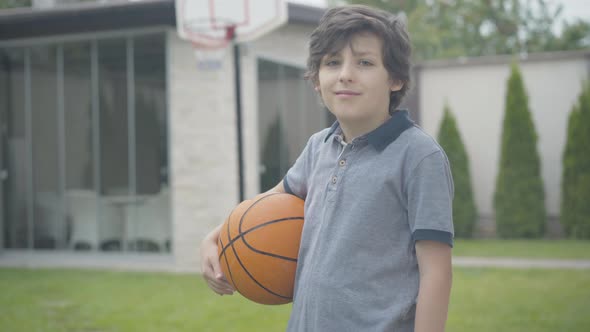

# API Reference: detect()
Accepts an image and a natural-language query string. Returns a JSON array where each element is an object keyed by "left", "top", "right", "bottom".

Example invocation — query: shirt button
[
  {"left": 331, "top": 176, "right": 337, "bottom": 184},
  {"left": 339, "top": 159, "right": 346, "bottom": 167}
]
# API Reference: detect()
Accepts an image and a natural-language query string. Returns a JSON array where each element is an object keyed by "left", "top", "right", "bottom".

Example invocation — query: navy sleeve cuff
[{"left": 412, "top": 229, "right": 454, "bottom": 248}]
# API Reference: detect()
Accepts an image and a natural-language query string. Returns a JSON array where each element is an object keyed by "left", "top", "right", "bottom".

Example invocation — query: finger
[
  {"left": 216, "top": 274, "right": 230, "bottom": 284},
  {"left": 201, "top": 266, "right": 212, "bottom": 280},
  {"left": 216, "top": 277, "right": 235, "bottom": 291},
  {"left": 200, "top": 256, "right": 214, "bottom": 277},
  {"left": 211, "top": 255, "right": 225, "bottom": 280},
  {"left": 208, "top": 281, "right": 235, "bottom": 295},
  {"left": 202, "top": 257, "right": 223, "bottom": 281},
  {"left": 203, "top": 260, "right": 232, "bottom": 288},
  {"left": 209, "top": 278, "right": 234, "bottom": 292}
]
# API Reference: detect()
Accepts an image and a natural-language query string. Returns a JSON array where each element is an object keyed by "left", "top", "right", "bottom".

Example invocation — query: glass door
[
  {"left": 0, "top": 50, "right": 7, "bottom": 250},
  {"left": 0, "top": 114, "right": 5, "bottom": 250},
  {"left": 0, "top": 48, "right": 28, "bottom": 249}
]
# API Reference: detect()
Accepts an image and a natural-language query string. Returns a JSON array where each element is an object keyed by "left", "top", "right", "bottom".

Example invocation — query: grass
[
  {"left": 1, "top": 268, "right": 589, "bottom": 331},
  {"left": 449, "top": 268, "right": 590, "bottom": 332},
  {"left": 453, "top": 239, "right": 590, "bottom": 259},
  {"left": 0, "top": 268, "right": 290, "bottom": 332}
]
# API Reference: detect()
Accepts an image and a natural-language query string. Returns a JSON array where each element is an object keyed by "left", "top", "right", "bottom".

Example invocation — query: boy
[{"left": 200, "top": 5, "right": 454, "bottom": 332}]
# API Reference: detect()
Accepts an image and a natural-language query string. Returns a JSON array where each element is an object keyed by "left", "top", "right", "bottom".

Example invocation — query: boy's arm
[
  {"left": 266, "top": 181, "right": 287, "bottom": 194},
  {"left": 414, "top": 240, "right": 452, "bottom": 332}
]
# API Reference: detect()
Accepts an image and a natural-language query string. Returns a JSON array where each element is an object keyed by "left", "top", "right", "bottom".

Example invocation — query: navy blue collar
[{"left": 324, "top": 110, "right": 415, "bottom": 150}]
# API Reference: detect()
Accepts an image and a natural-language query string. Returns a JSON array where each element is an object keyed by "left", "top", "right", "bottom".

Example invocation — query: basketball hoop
[
  {"left": 175, "top": 0, "right": 287, "bottom": 201},
  {"left": 175, "top": 0, "right": 287, "bottom": 70},
  {"left": 188, "top": 25, "right": 235, "bottom": 70},
  {"left": 190, "top": 42, "right": 227, "bottom": 70}
]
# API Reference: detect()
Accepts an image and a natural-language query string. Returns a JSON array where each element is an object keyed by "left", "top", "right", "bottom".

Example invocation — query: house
[
  {"left": 1, "top": 0, "right": 587, "bottom": 271},
  {"left": 0, "top": 0, "right": 328, "bottom": 271}
]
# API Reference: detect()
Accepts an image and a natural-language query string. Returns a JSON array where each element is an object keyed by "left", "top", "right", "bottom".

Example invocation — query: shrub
[
  {"left": 494, "top": 63, "right": 546, "bottom": 238},
  {"left": 561, "top": 80, "right": 590, "bottom": 239},
  {"left": 437, "top": 104, "right": 477, "bottom": 237}
]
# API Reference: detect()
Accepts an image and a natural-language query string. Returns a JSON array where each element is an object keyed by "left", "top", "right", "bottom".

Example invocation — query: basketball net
[
  {"left": 176, "top": 0, "right": 287, "bottom": 70},
  {"left": 187, "top": 26, "right": 235, "bottom": 71}
]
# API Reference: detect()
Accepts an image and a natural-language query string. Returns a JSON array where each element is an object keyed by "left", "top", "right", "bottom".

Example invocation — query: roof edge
[
  {"left": 0, "top": 0, "right": 325, "bottom": 41},
  {"left": 415, "top": 49, "right": 590, "bottom": 69}
]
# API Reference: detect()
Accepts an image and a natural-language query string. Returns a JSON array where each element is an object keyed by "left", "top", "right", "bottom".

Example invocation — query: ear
[
  {"left": 390, "top": 80, "right": 404, "bottom": 92},
  {"left": 314, "top": 84, "right": 322, "bottom": 96}
]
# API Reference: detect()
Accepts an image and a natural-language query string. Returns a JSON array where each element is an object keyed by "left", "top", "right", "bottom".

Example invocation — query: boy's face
[{"left": 317, "top": 32, "right": 403, "bottom": 126}]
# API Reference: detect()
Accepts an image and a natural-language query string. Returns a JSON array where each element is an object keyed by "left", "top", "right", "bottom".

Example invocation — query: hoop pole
[{"left": 231, "top": 25, "right": 245, "bottom": 203}]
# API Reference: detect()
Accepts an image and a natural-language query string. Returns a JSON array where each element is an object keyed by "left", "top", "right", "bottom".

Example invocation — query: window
[
  {"left": 0, "top": 32, "right": 170, "bottom": 252},
  {"left": 30, "top": 45, "right": 63, "bottom": 249},
  {"left": 0, "top": 48, "right": 27, "bottom": 249},
  {"left": 257, "top": 59, "right": 330, "bottom": 192}
]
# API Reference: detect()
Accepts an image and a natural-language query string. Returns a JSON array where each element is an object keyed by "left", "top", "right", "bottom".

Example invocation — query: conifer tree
[
  {"left": 561, "top": 81, "right": 590, "bottom": 239},
  {"left": 437, "top": 104, "right": 477, "bottom": 237},
  {"left": 494, "top": 63, "right": 546, "bottom": 238}
]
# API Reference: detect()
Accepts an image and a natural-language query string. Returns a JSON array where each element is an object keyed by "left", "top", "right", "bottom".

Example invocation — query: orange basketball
[{"left": 217, "top": 192, "right": 304, "bottom": 305}]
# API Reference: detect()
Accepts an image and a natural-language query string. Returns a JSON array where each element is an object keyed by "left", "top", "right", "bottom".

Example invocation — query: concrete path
[
  {"left": 453, "top": 256, "right": 590, "bottom": 270},
  {"left": 0, "top": 251, "right": 198, "bottom": 274},
  {"left": 1, "top": 251, "right": 590, "bottom": 272}
]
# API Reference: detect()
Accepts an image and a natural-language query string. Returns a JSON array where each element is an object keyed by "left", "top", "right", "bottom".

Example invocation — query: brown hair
[{"left": 306, "top": 5, "right": 412, "bottom": 111}]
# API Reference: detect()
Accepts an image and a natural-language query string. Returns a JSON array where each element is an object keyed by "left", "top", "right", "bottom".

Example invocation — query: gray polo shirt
[{"left": 283, "top": 110, "right": 454, "bottom": 332}]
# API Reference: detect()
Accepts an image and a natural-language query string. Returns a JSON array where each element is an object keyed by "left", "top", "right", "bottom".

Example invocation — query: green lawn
[
  {"left": 449, "top": 268, "right": 590, "bottom": 332},
  {"left": 453, "top": 239, "right": 590, "bottom": 259},
  {"left": 1, "top": 268, "right": 589, "bottom": 331}
]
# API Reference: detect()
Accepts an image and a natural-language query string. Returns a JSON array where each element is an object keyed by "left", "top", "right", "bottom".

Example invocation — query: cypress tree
[
  {"left": 561, "top": 81, "right": 590, "bottom": 239},
  {"left": 437, "top": 104, "right": 477, "bottom": 237},
  {"left": 494, "top": 63, "right": 546, "bottom": 238}
]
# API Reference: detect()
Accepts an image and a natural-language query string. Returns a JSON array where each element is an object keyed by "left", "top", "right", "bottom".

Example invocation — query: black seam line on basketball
[
  {"left": 238, "top": 193, "right": 283, "bottom": 237},
  {"left": 236, "top": 193, "right": 296, "bottom": 299},
  {"left": 224, "top": 206, "right": 242, "bottom": 295},
  {"left": 218, "top": 216, "right": 303, "bottom": 261},
  {"left": 228, "top": 233, "right": 293, "bottom": 300},
  {"left": 218, "top": 236, "right": 238, "bottom": 294},
  {"left": 220, "top": 192, "right": 296, "bottom": 262},
  {"left": 237, "top": 192, "right": 289, "bottom": 246},
  {"left": 226, "top": 194, "right": 290, "bottom": 300},
  {"left": 240, "top": 218, "right": 302, "bottom": 262},
  {"left": 238, "top": 192, "right": 300, "bottom": 263},
  {"left": 231, "top": 193, "right": 295, "bottom": 300},
  {"left": 218, "top": 217, "right": 303, "bottom": 261}
]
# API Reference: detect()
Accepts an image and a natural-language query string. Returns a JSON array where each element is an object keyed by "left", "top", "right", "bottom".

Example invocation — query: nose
[{"left": 338, "top": 61, "right": 354, "bottom": 83}]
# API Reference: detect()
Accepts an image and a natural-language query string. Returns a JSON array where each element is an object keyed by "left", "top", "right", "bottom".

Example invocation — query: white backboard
[{"left": 176, "top": 0, "right": 288, "bottom": 46}]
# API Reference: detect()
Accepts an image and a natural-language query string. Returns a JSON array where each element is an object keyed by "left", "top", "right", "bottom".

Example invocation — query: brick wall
[{"left": 167, "top": 23, "right": 316, "bottom": 271}]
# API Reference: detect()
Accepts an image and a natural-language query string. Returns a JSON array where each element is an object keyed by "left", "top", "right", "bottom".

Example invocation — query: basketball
[{"left": 217, "top": 192, "right": 304, "bottom": 305}]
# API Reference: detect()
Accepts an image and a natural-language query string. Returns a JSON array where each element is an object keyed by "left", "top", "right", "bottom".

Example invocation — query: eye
[
  {"left": 324, "top": 59, "right": 340, "bottom": 67},
  {"left": 359, "top": 59, "right": 374, "bottom": 66}
]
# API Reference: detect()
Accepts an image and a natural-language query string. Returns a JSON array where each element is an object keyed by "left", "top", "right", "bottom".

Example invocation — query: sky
[{"left": 289, "top": 0, "right": 590, "bottom": 26}]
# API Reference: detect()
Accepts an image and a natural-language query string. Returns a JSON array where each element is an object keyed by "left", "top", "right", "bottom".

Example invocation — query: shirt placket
[{"left": 327, "top": 137, "right": 352, "bottom": 202}]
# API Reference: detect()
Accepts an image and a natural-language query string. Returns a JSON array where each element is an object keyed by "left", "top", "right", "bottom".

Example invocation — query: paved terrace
[{"left": 1, "top": 251, "right": 590, "bottom": 272}]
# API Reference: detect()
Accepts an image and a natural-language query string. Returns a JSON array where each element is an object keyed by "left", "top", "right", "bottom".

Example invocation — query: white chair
[
  {"left": 126, "top": 189, "right": 171, "bottom": 252},
  {"left": 35, "top": 191, "right": 66, "bottom": 249},
  {"left": 67, "top": 189, "right": 123, "bottom": 250}
]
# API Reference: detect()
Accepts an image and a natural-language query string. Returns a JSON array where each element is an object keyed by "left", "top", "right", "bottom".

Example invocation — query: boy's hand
[{"left": 200, "top": 228, "right": 235, "bottom": 296}]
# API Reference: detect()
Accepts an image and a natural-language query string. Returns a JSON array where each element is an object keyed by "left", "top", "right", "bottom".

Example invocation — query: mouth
[{"left": 334, "top": 90, "right": 361, "bottom": 96}]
